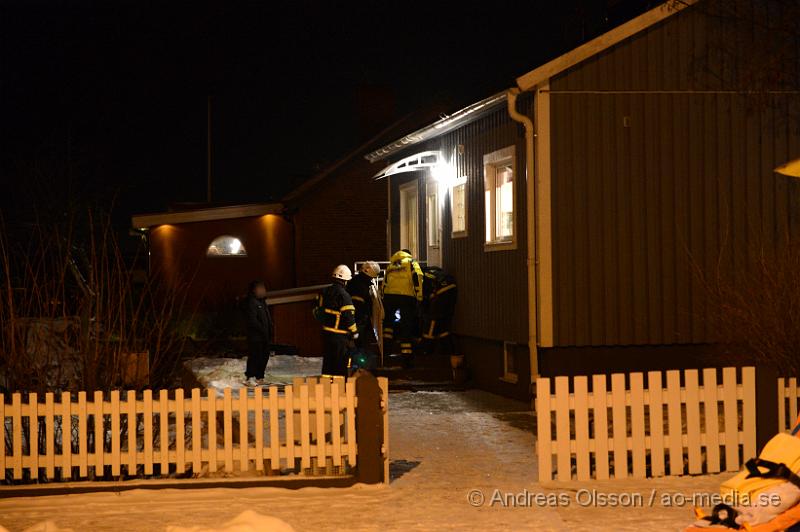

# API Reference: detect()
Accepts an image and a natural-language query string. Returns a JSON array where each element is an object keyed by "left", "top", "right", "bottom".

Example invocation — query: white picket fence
[
  {"left": 1, "top": 375, "right": 388, "bottom": 484},
  {"left": 536, "top": 367, "right": 756, "bottom": 481},
  {"left": 778, "top": 377, "right": 800, "bottom": 433}
]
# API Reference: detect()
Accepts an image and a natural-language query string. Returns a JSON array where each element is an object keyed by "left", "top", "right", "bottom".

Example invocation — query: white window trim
[
  {"left": 501, "top": 341, "right": 519, "bottom": 384},
  {"left": 399, "top": 181, "right": 419, "bottom": 258},
  {"left": 483, "top": 145, "right": 517, "bottom": 252},
  {"left": 426, "top": 190, "right": 440, "bottom": 249},
  {"left": 450, "top": 176, "right": 468, "bottom": 239}
]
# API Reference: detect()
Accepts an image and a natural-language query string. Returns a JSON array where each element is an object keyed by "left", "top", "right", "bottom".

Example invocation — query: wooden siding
[
  {"left": 549, "top": 5, "right": 800, "bottom": 347},
  {"left": 388, "top": 102, "right": 531, "bottom": 344}
]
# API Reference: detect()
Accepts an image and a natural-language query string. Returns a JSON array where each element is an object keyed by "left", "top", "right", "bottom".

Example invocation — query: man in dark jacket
[
  {"left": 346, "top": 261, "right": 380, "bottom": 350},
  {"left": 244, "top": 280, "right": 273, "bottom": 386},
  {"left": 314, "top": 265, "right": 357, "bottom": 376}
]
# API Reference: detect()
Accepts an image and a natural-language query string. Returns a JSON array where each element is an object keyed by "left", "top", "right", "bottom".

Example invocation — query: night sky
[{"left": 1, "top": 0, "right": 657, "bottom": 226}]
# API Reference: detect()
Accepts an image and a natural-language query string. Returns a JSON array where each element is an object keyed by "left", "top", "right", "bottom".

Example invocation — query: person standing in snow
[
  {"left": 244, "top": 280, "right": 273, "bottom": 386},
  {"left": 346, "top": 261, "right": 381, "bottom": 351},
  {"left": 314, "top": 265, "right": 357, "bottom": 376}
]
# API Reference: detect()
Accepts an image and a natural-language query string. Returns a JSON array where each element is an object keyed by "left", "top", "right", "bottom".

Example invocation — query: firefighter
[
  {"left": 314, "top": 265, "right": 358, "bottom": 377},
  {"left": 421, "top": 267, "right": 458, "bottom": 356},
  {"left": 346, "top": 261, "right": 381, "bottom": 351},
  {"left": 382, "top": 249, "right": 423, "bottom": 358}
]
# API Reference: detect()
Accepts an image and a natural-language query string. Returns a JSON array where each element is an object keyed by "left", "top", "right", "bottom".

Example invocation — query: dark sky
[{"left": 0, "top": 0, "right": 657, "bottom": 224}]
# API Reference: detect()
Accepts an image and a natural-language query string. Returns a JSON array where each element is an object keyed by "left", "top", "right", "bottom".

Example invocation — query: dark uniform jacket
[
  {"left": 346, "top": 272, "right": 374, "bottom": 327},
  {"left": 246, "top": 294, "right": 273, "bottom": 342},
  {"left": 315, "top": 283, "right": 357, "bottom": 336}
]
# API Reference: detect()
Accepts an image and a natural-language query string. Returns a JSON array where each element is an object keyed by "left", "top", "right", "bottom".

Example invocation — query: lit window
[
  {"left": 206, "top": 235, "right": 247, "bottom": 257},
  {"left": 450, "top": 178, "right": 467, "bottom": 237},
  {"left": 484, "top": 146, "right": 516, "bottom": 249}
]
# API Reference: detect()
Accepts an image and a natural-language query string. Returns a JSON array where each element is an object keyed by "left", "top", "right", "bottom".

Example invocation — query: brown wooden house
[{"left": 366, "top": 0, "right": 800, "bottom": 401}]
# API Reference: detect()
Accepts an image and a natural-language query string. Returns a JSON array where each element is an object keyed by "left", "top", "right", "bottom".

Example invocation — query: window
[
  {"left": 502, "top": 341, "right": 518, "bottom": 384},
  {"left": 426, "top": 191, "right": 440, "bottom": 248},
  {"left": 450, "top": 177, "right": 467, "bottom": 238},
  {"left": 399, "top": 181, "right": 419, "bottom": 257},
  {"left": 484, "top": 146, "right": 516, "bottom": 250},
  {"left": 206, "top": 235, "right": 247, "bottom": 257}
]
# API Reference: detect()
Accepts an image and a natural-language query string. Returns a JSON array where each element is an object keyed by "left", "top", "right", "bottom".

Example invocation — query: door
[
  {"left": 399, "top": 181, "right": 419, "bottom": 258},
  {"left": 426, "top": 179, "right": 441, "bottom": 267}
]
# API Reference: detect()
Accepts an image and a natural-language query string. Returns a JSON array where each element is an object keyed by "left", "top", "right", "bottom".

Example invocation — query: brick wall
[{"left": 292, "top": 158, "right": 388, "bottom": 286}]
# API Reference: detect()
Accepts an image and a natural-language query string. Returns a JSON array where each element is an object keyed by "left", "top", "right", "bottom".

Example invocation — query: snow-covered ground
[
  {"left": 185, "top": 355, "right": 324, "bottom": 390},
  {"left": 0, "top": 390, "right": 732, "bottom": 531}
]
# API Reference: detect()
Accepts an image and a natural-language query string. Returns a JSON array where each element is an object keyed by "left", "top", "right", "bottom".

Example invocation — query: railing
[
  {"left": 536, "top": 367, "right": 756, "bottom": 481},
  {"left": 1, "top": 375, "right": 388, "bottom": 490},
  {"left": 778, "top": 377, "right": 800, "bottom": 433}
]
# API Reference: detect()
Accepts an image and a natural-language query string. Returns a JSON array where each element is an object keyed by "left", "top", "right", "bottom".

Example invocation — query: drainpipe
[{"left": 506, "top": 88, "right": 539, "bottom": 391}]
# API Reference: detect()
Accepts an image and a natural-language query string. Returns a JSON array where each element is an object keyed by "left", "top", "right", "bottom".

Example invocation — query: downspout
[{"left": 506, "top": 88, "right": 539, "bottom": 391}]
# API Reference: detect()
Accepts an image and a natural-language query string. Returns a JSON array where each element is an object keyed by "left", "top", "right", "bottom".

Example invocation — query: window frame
[
  {"left": 206, "top": 235, "right": 248, "bottom": 258},
  {"left": 450, "top": 176, "right": 468, "bottom": 239},
  {"left": 398, "top": 180, "right": 419, "bottom": 258},
  {"left": 426, "top": 189, "right": 440, "bottom": 249},
  {"left": 483, "top": 145, "right": 517, "bottom": 252}
]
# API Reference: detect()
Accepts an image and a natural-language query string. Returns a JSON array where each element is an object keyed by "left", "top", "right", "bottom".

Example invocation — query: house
[
  {"left": 365, "top": 0, "right": 800, "bottom": 401},
  {"left": 131, "top": 203, "right": 319, "bottom": 354}
]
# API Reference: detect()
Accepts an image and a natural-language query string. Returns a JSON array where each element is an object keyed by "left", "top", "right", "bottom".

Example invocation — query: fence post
[
  {"left": 755, "top": 366, "right": 779, "bottom": 453},
  {"left": 355, "top": 373, "right": 384, "bottom": 484}
]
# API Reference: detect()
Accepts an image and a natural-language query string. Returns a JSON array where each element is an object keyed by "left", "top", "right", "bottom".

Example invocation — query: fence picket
[
  {"left": 378, "top": 376, "right": 389, "bottom": 482},
  {"left": 629, "top": 373, "right": 646, "bottom": 479},
  {"left": 573, "top": 376, "right": 590, "bottom": 481},
  {"left": 345, "top": 381, "right": 356, "bottom": 466},
  {"left": 207, "top": 389, "right": 217, "bottom": 473},
  {"left": 647, "top": 371, "right": 665, "bottom": 477},
  {"left": 791, "top": 378, "right": 798, "bottom": 425},
  {"left": 285, "top": 385, "right": 296, "bottom": 469},
  {"left": 175, "top": 389, "right": 185, "bottom": 474},
  {"left": 0, "top": 394, "right": 5, "bottom": 477},
  {"left": 158, "top": 390, "right": 169, "bottom": 475},
  {"left": 299, "top": 384, "right": 311, "bottom": 469},
  {"left": 702, "top": 368, "right": 720, "bottom": 473},
  {"left": 315, "top": 383, "right": 326, "bottom": 466},
  {"left": 143, "top": 390, "right": 154, "bottom": 475},
  {"left": 111, "top": 390, "right": 121, "bottom": 476},
  {"left": 223, "top": 387, "right": 233, "bottom": 472},
  {"left": 93, "top": 391, "right": 104, "bottom": 476},
  {"left": 191, "top": 389, "right": 201, "bottom": 473},
  {"left": 29, "top": 393, "right": 39, "bottom": 476},
  {"left": 254, "top": 388, "right": 264, "bottom": 471},
  {"left": 61, "top": 392, "right": 72, "bottom": 478},
  {"left": 45, "top": 392, "right": 55, "bottom": 479},
  {"left": 666, "top": 370, "right": 683, "bottom": 476},
  {"left": 127, "top": 391, "right": 137, "bottom": 474},
  {"left": 592, "top": 375, "right": 610, "bottom": 480},
  {"left": 536, "top": 378, "right": 552, "bottom": 481},
  {"left": 269, "top": 386, "right": 280, "bottom": 471},
  {"left": 330, "top": 382, "right": 342, "bottom": 468},
  {"left": 742, "top": 367, "right": 756, "bottom": 460},
  {"left": 685, "top": 370, "right": 701, "bottom": 474},
  {"left": 78, "top": 391, "right": 88, "bottom": 477},
  {"left": 778, "top": 378, "right": 787, "bottom": 432},
  {"left": 722, "top": 367, "right": 739, "bottom": 470},
  {"left": 11, "top": 393, "right": 22, "bottom": 479},
  {"left": 554, "top": 377, "right": 570, "bottom": 481},
  {"left": 238, "top": 388, "right": 249, "bottom": 472},
  {"left": 611, "top": 374, "right": 628, "bottom": 479}
]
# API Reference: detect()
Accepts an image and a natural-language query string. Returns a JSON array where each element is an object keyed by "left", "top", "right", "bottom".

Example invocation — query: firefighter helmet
[
  {"left": 361, "top": 261, "right": 381, "bottom": 278},
  {"left": 332, "top": 264, "right": 352, "bottom": 281}
]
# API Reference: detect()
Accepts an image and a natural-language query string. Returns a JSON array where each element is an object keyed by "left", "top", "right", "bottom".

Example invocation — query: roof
[
  {"left": 366, "top": 0, "right": 696, "bottom": 163},
  {"left": 131, "top": 203, "right": 283, "bottom": 229},
  {"left": 283, "top": 104, "right": 453, "bottom": 202}
]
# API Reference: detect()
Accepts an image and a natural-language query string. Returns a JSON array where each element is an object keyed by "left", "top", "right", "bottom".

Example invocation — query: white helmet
[
  {"left": 332, "top": 264, "right": 352, "bottom": 281},
  {"left": 361, "top": 261, "right": 381, "bottom": 278}
]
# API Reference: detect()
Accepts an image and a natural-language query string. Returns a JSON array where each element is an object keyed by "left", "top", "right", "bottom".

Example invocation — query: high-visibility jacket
[
  {"left": 382, "top": 250, "right": 423, "bottom": 301},
  {"left": 314, "top": 283, "right": 357, "bottom": 336}
]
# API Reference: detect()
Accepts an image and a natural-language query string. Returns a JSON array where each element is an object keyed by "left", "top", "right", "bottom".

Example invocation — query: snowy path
[{"left": 0, "top": 390, "right": 731, "bottom": 531}]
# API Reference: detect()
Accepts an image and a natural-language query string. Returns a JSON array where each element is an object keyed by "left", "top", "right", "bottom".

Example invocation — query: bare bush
[{"left": 0, "top": 212, "right": 193, "bottom": 394}]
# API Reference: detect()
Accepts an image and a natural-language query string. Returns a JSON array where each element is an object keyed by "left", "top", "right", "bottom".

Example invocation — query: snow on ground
[
  {"left": 185, "top": 355, "right": 323, "bottom": 390},
  {"left": 1, "top": 390, "right": 733, "bottom": 532}
]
